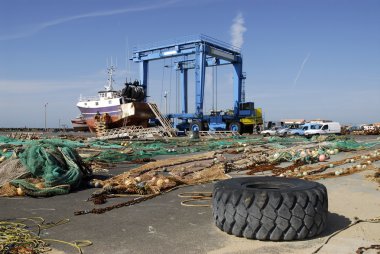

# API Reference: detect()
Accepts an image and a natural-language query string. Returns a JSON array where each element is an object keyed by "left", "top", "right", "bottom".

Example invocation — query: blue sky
[{"left": 0, "top": 0, "right": 379, "bottom": 128}]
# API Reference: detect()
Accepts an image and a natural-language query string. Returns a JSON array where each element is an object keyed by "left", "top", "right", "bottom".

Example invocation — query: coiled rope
[{"left": 0, "top": 217, "right": 92, "bottom": 254}]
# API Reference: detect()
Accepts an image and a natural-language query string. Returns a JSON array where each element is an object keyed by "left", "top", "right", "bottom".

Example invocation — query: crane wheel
[
  {"left": 229, "top": 122, "right": 242, "bottom": 134},
  {"left": 190, "top": 121, "right": 203, "bottom": 132}
]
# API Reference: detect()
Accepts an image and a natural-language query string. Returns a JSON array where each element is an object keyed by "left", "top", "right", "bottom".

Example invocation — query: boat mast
[{"left": 105, "top": 66, "right": 115, "bottom": 91}]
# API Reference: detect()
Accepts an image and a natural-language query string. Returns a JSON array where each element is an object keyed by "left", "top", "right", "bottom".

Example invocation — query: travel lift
[{"left": 131, "top": 35, "right": 263, "bottom": 134}]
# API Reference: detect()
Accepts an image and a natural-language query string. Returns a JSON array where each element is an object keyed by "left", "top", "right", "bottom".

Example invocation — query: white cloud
[
  {"left": 0, "top": 0, "right": 180, "bottom": 41},
  {"left": 230, "top": 12, "right": 247, "bottom": 49}
]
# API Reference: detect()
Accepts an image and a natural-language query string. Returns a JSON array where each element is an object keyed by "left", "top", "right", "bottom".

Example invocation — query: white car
[
  {"left": 304, "top": 122, "right": 341, "bottom": 137},
  {"left": 261, "top": 127, "right": 284, "bottom": 137}
]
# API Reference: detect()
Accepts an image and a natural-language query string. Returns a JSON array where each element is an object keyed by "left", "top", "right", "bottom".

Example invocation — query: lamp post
[
  {"left": 44, "top": 103, "right": 48, "bottom": 131},
  {"left": 163, "top": 91, "right": 168, "bottom": 115}
]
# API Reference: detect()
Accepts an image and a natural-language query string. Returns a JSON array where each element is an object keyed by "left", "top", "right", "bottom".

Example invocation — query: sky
[{"left": 0, "top": 0, "right": 379, "bottom": 128}]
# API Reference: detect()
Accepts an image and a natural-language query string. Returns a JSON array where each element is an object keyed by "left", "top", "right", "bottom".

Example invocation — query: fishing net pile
[
  {"left": 0, "top": 140, "right": 91, "bottom": 197},
  {"left": 90, "top": 151, "right": 229, "bottom": 197},
  {"left": 86, "top": 135, "right": 380, "bottom": 198},
  {"left": 1, "top": 133, "right": 379, "bottom": 198}
]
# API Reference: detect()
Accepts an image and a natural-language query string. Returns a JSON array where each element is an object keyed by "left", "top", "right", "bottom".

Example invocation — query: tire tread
[{"left": 212, "top": 178, "right": 328, "bottom": 241}]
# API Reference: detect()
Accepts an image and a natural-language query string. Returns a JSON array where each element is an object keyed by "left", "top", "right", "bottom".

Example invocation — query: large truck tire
[{"left": 212, "top": 177, "right": 328, "bottom": 241}]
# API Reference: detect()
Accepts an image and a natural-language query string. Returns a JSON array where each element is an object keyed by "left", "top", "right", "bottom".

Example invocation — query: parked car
[
  {"left": 277, "top": 124, "right": 302, "bottom": 136},
  {"left": 289, "top": 123, "right": 313, "bottom": 136},
  {"left": 261, "top": 126, "right": 283, "bottom": 137},
  {"left": 304, "top": 122, "right": 341, "bottom": 137}
]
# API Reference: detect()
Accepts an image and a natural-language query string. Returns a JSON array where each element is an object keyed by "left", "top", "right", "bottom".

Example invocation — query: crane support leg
[
  {"left": 140, "top": 61, "right": 149, "bottom": 101},
  {"left": 180, "top": 68, "right": 188, "bottom": 114},
  {"left": 233, "top": 56, "right": 243, "bottom": 115},
  {"left": 195, "top": 44, "right": 206, "bottom": 117}
]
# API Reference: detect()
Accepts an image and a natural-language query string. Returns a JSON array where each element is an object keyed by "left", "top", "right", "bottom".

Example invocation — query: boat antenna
[{"left": 105, "top": 65, "right": 116, "bottom": 91}]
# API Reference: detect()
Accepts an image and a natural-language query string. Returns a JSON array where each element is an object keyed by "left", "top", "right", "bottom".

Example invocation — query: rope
[
  {"left": 356, "top": 244, "right": 380, "bottom": 254},
  {"left": 0, "top": 217, "right": 92, "bottom": 254},
  {"left": 312, "top": 216, "right": 380, "bottom": 254},
  {"left": 178, "top": 192, "right": 212, "bottom": 207},
  {"left": 74, "top": 193, "right": 161, "bottom": 215},
  {"left": 43, "top": 239, "right": 93, "bottom": 254},
  {"left": 75, "top": 185, "right": 213, "bottom": 215}
]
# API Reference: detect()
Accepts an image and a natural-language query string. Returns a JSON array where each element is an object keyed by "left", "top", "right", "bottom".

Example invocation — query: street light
[
  {"left": 44, "top": 103, "right": 48, "bottom": 131},
  {"left": 163, "top": 91, "right": 168, "bottom": 115}
]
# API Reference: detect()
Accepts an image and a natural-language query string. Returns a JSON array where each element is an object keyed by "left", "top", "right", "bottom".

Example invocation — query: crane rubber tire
[
  {"left": 212, "top": 177, "right": 328, "bottom": 241},
  {"left": 229, "top": 122, "right": 242, "bottom": 134},
  {"left": 190, "top": 120, "right": 203, "bottom": 132}
]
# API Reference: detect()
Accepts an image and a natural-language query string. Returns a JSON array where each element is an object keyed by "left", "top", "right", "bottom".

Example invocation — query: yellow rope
[
  {"left": 0, "top": 217, "right": 92, "bottom": 254},
  {"left": 43, "top": 239, "right": 93, "bottom": 254},
  {"left": 178, "top": 192, "right": 212, "bottom": 207}
]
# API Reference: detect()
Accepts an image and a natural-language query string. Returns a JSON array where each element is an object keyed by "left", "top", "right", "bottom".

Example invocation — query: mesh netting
[
  {"left": 0, "top": 159, "right": 29, "bottom": 187},
  {"left": 0, "top": 141, "right": 91, "bottom": 197},
  {"left": 267, "top": 136, "right": 308, "bottom": 143},
  {"left": 326, "top": 139, "right": 380, "bottom": 151}
]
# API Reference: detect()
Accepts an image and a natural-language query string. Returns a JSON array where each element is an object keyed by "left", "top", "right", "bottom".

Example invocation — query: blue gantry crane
[{"left": 132, "top": 35, "right": 262, "bottom": 134}]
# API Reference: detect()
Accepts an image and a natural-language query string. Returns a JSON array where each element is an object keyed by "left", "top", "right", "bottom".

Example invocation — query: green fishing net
[{"left": 9, "top": 141, "right": 90, "bottom": 197}]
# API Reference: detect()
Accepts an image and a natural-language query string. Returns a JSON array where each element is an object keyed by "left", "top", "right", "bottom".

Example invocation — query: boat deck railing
[{"left": 79, "top": 96, "right": 99, "bottom": 102}]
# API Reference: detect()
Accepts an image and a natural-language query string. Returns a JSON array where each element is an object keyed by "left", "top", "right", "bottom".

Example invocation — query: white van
[{"left": 304, "top": 122, "right": 341, "bottom": 136}]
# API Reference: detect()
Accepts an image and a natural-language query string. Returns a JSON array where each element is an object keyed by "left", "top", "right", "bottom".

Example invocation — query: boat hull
[{"left": 78, "top": 102, "right": 154, "bottom": 133}]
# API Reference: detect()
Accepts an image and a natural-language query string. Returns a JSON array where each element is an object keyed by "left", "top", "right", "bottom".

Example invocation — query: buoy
[
  {"left": 94, "top": 181, "right": 102, "bottom": 188},
  {"left": 319, "top": 154, "right": 326, "bottom": 162},
  {"left": 367, "top": 160, "right": 372, "bottom": 165},
  {"left": 135, "top": 176, "right": 142, "bottom": 182},
  {"left": 350, "top": 159, "right": 355, "bottom": 163},
  {"left": 124, "top": 179, "right": 133, "bottom": 186},
  {"left": 2, "top": 148, "right": 7, "bottom": 153},
  {"left": 35, "top": 182, "right": 45, "bottom": 189},
  {"left": 335, "top": 171, "right": 341, "bottom": 176},
  {"left": 303, "top": 171, "right": 308, "bottom": 176},
  {"left": 16, "top": 187, "right": 24, "bottom": 196},
  {"left": 156, "top": 179, "right": 164, "bottom": 188},
  {"left": 329, "top": 164, "right": 334, "bottom": 168},
  {"left": 334, "top": 149, "right": 339, "bottom": 154}
]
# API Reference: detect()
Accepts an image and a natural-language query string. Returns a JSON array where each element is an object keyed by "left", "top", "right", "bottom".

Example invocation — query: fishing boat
[{"left": 76, "top": 66, "right": 154, "bottom": 132}]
